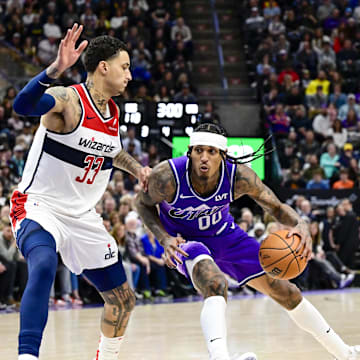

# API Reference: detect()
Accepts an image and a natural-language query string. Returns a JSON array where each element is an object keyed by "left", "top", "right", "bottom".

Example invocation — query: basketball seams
[
  {"left": 271, "top": 232, "right": 301, "bottom": 273},
  {"left": 259, "top": 230, "right": 306, "bottom": 279}
]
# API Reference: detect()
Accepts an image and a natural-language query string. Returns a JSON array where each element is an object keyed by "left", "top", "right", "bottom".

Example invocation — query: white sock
[
  {"left": 200, "top": 296, "right": 230, "bottom": 360},
  {"left": 96, "top": 332, "right": 124, "bottom": 360},
  {"left": 18, "top": 355, "right": 38, "bottom": 360},
  {"left": 287, "top": 298, "right": 351, "bottom": 360}
]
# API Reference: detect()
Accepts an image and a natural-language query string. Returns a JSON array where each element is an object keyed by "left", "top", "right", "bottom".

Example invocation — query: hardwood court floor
[{"left": 1, "top": 290, "right": 360, "bottom": 360}]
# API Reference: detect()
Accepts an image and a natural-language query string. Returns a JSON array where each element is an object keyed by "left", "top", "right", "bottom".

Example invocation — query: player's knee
[
  {"left": 33, "top": 255, "right": 57, "bottom": 284},
  {"left": 206, "top": 272, "right": 228, "bottom": 298},
  {"left": 193, "top": 260, "right": 228, "bottom": 298}
]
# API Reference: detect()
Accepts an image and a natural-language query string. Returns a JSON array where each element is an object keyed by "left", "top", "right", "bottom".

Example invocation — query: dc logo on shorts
[{"left": 105, "top": 243, "right": 116, "bottom": 260}]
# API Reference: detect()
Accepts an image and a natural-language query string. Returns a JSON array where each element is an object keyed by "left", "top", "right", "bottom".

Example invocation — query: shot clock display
[{"left": 117, "top": 101, "right": 200, "bottom": 139}]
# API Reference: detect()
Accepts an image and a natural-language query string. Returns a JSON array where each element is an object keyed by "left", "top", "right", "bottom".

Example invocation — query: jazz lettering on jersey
[
  {"left": 78, "top": 137, "right": 115, "bottom": 153},
  {"left": 168, "top": 204, "right": 226, "bottom": 221}
]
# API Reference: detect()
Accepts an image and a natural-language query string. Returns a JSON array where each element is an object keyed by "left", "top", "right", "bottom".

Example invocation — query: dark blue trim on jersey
[
  {"left": 24, "top": 135, "right": 46, "bottom": 194},
  {"left": 43, "top": 136, "right": 113, "bottom": 170}
]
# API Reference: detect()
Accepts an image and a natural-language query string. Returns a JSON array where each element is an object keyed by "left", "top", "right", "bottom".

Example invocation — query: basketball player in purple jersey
[
  {"left": 136, "top": 123, "right": 360, "bottom": 360},
  {"left": 11, "top": 24, "right": 151, "bottom": 360}
]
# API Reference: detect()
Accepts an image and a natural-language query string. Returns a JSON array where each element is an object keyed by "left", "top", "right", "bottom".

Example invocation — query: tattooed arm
[
  {"left": 234, "top": 164, "right": 312, "bottom": 259},
  {"left": 113, "top": 149, "right": 143, "bottom": 178},
  {"left": 135, "top": 161, "right": 188, "bottom": 267}
]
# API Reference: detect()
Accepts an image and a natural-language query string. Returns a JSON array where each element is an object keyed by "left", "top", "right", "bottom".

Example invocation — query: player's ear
[
  {"left": 98, "top": 61, "right": 108, "bottom": 75},
  {"left": 187, "top": 146, "right": 192, "bottom": 158}
]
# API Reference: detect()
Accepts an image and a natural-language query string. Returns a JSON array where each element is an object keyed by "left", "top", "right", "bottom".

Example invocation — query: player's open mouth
[{"left": 200, "top": 165, "right": 209, "bottom": 172}]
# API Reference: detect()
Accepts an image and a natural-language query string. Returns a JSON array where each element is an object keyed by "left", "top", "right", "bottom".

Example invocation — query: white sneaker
[
  {"left": 349, "top": 346, "right": 360, "bottom": 359},
  {"left": 230, "top": 352, "right": 257, "bottom": 360},
  {"left": 334, "top": 345, "right": 360, "bottom": 360}
]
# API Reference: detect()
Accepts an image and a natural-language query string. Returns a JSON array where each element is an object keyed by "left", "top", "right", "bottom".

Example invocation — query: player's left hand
[
  {"left": 287, "top": 221, "right": 312, "bottom": 261},
  {"left": 138, "top": 166, "right": 152, "bottom": 192}
]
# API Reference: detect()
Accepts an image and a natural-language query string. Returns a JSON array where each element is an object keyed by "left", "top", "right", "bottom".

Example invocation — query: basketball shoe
[{"left": 230, "top": 352, "right": 257, "bottom": 360}]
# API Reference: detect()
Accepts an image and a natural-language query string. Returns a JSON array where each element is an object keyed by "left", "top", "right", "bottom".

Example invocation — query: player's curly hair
[{"left": 83, "top": 36, "right": 128, "bottom": 73}]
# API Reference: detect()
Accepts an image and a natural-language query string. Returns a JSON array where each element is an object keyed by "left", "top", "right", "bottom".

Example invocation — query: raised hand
[{"left": 47, "top": 23, "right": 88, "bottom": 79}]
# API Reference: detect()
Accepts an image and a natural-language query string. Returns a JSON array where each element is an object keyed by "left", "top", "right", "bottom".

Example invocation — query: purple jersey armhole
[
  {"left": 230, "top": 163, "right": 237, "bottom": 202},
  {"left": 167, "top": 159, "right": 180, "bottom": 205}
]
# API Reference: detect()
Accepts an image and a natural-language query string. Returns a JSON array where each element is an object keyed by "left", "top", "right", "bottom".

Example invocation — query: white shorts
[{"left": 12, "top": 198, "right": 118, "bottom": 275}]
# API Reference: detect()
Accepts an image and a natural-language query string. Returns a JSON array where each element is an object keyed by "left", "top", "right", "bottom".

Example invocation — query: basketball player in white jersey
[{"left": 11, "top": 24, "right": 150, "bottom": 360}]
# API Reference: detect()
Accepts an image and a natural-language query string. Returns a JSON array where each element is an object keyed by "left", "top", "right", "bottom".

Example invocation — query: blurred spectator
[
  {"left": 332, "top": 168, "right": 354, "bottom": 189},
  {"left": 37, "top": 35, "right": 59, "bottom": 66},
  {"left": 338, "top": 93, "right": 360, "bottom": 120},
  {"left": 122, "top": 127, "right": 142, "bottom": 159},
  {"left": 305, "top": 70, "right": 330, "bottom": 97},
  {"left": 320, "top": 143, "right": 340, "bottom": 178},
  {"left": 306, "top": 169, "right": 330, "bottom": 189},
  {"left": 111, "top": 222, "right": 140, "bottom": 295},
  {"left": 173, "top": 83, "right": 196, "bottom": 103},
  {"left": 284, "top": 169, "right": 306, "bottom": 189},
  {"left": 339, "top": 142, "right": 356, "bottom": 168},
  {"left": 267, "top": 103, "right": 290, "bottom": 137},
  {"left": 329, "top": 84, "right": 347, "bottom": 109},
  {"left": 0, "top": 220, "right": 27, "bottom": 305},
  {"left": 342, "top": 108, "right": 360, "bottom": 132},
  {"left": 303, "top": 154, "right": 326, "bottom": 182},
  {"left": 327, "top": 119, "right": 348, "bottom": 149},
  {"left": 141, "top": 228, "right": 168, "bottom": 297},
  {"left": 171, "top": 17, "right": 192, "bottom": 44},
  {"left": 333, "top": 202, "right": 360, "bottom": 268},
  {"left": 299, "top": 130, "right": 320, "bottom": 157}
]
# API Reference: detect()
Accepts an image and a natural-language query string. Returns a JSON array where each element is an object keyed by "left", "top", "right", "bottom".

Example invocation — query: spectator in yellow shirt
[{"left": 305, "top": 70, "right": 330, "bottom": 96}]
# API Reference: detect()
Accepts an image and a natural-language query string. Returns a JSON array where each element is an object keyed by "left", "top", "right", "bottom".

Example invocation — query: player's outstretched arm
[
  {"left": 234, "top": 164, "right": 312, "bottom": 260},
  {"left": 13, "top": 23, "right": 87, "bottom": 117},
  {"left": 135, "top": 161, "right": 188, "bottom": 267},
  {"left": 113, "top": 150, "right": 151, "bottom": 191}
]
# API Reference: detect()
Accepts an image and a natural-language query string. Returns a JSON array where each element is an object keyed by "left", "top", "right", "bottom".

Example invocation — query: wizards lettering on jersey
[
  {"left": 168, "top": 204, "right": 226, "bottom": 221},
  {"left": 78, "top": 137, "right": 115, "bottom": 153}
]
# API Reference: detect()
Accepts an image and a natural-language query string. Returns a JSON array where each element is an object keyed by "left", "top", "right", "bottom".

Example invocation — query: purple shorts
[{"left": 176, "top": 226, "right": 265, "bottom": 286}]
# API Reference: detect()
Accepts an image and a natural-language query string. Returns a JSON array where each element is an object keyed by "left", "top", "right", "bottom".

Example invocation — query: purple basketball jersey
[
  {"left": 159, "top": 156, "right": 265, "bottom": 285},
  {"left": 159, "top": 156, "right": 237, "bottom": 240}
]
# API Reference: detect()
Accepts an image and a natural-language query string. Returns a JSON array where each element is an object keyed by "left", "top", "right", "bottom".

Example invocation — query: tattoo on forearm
[
  {"left": 114, "top": 149, "right": 142, "bottom": 177},
  {"left": 135, "top": 161, "right": 176, "bottom": 243},
  {"left": 135, "top": 193, "right": 169, "bottom": 244},
  {"left": 101, "top": 284, "right": 135, "bottom": 337},
  {"left": 192, "top": 259, "right": 228, "bottom": 300}
]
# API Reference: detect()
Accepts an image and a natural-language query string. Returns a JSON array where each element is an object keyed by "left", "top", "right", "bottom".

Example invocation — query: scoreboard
[{"left": 117, "top": 101, "right": 200, "bottom": 139}]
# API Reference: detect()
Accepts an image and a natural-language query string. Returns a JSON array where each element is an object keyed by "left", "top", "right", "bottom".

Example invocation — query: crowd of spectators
[
  {"left": 243, "top": 0, "right": 360, "bottom": 189},
  {"left": 0, "top": 0, "right": 196, "bottom": 102}
]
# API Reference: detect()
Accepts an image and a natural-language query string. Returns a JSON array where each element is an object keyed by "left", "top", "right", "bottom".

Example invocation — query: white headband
[{"left": 189, "top": 132, "right": 227, "bottom": 151}]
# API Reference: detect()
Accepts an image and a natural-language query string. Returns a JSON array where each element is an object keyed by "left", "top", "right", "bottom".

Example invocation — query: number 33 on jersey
[{"left": 13, "top": 84, "right": 122, "bottom": 217}]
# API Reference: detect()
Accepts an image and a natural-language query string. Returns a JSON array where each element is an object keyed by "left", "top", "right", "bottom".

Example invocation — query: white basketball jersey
[{"left": 16, "top": 83, "right": 122, "bottom": 217}]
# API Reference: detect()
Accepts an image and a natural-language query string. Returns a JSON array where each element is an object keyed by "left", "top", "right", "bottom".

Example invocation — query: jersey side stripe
[
  {"left": 43, "top": 136, "right": 113, "bottom": 169},
  {"left": 24, "top": 135, "right": 46, "bottom": 193}
]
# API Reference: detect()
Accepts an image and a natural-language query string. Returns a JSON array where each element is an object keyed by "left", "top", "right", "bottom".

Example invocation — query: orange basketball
[{"left": 259, "top": 229, "right": 307, "bottom": 280}]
